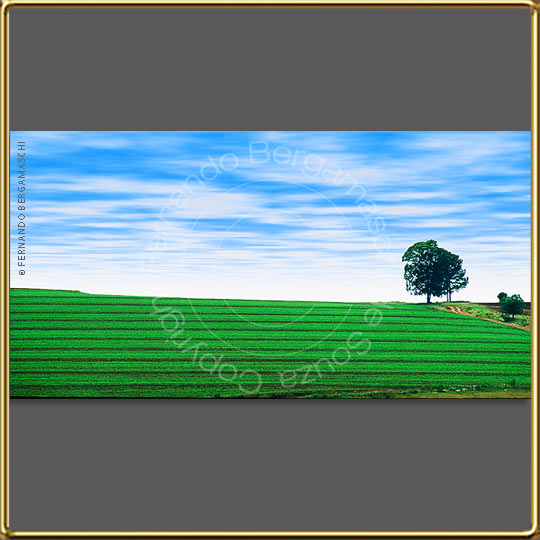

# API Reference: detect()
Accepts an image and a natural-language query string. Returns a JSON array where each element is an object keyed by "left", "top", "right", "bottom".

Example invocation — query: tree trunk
[
  {"left": 427, "top": 293, "right": 431, "bottom": 304},
  {"left": 449, "top": 290, "right": 452, "bottom": 302}
]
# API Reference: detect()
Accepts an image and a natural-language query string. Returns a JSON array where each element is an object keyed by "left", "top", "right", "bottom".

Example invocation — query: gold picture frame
[{"left": 0, "top": 1, "right": 538, "bottom": 537}]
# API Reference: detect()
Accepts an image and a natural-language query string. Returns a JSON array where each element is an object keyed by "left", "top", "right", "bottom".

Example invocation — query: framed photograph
[
  {"left": 8, "top": 130, "right": 532, "bottom": 399},
  {"left": 1, "top": 2, "right": 537, "bottom": 538}
]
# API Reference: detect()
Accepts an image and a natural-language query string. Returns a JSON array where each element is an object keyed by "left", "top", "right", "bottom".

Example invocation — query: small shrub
[{"left": 500, "top": 294, "right": 526, "bottom": 319}]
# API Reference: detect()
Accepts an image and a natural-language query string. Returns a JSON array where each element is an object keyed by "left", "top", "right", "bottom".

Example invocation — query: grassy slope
[
  {"left": 432, "top": 302, "right": 531, "bottom": 331},
  {"left": 9, "top": 289, "right": 531, "bottom": 398}
]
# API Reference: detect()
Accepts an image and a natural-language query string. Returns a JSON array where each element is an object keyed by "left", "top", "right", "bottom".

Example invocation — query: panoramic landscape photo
[{"left": 9, "top": 131, "right": 531, "bottom": 398}]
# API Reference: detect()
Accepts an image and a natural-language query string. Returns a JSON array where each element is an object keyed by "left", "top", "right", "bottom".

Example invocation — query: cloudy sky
[{"left": 10, "top": 131, "right": 530, "bottom": 302}]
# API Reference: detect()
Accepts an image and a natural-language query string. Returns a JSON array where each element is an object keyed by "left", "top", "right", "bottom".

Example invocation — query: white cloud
[{"left": 10, "top": 131, "right": 531, "bottom": 302}]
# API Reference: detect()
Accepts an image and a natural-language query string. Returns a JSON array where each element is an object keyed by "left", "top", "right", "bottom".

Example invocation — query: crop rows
[{"left": 9, "top": 288, "right": 532, "bottom": 398}]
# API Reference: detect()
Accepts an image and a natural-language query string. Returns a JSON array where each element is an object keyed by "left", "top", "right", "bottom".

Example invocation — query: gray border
[
  {"left": 9, "top": 7, "right": 533, "bottom": 532},
  {"left": 10, "top": 8, "right": 530, "bottom": 130}
]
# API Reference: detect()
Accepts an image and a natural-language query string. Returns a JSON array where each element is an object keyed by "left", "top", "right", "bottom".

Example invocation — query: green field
[{"left": 9, "top": 288, "right": 531, "bottom": 398}]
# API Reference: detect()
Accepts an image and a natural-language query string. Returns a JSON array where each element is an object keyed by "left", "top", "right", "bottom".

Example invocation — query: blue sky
[{"left": 10, "top": 131, "right": 530, "bottom": 302}]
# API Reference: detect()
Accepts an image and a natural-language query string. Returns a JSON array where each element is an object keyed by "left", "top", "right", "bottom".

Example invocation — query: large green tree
[
  {"left": 438, "top": 248, "right": 469, "bottom": 302},
  {"left": 402, "top": 240, "right": 445, "bottom": 303},
  {"left": 402, "top": 240, "right": 469, "bottom": 303}
]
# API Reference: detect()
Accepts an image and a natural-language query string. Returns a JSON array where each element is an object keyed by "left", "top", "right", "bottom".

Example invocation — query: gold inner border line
[
  {"left": 0, "top": 1, "right": 539, "bottom": 6},
  {"left": 0, "top": 1, "right": 538, "bottom": 538}
]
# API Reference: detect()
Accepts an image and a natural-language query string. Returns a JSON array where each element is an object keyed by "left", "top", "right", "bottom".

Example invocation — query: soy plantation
[{"left": 9, "top": 289, "right": 531, "bottom": 398}]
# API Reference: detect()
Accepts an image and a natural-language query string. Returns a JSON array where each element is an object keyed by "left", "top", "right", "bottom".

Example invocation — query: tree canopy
[
  {"left": 438, "top": 248, "right": 469, "bottom": 302},
  {"left": 402, "top": 240, "right": 468, "bottom": 303},
  {"left": 499, "top": 293, "right": 525, "bottom": 319}
]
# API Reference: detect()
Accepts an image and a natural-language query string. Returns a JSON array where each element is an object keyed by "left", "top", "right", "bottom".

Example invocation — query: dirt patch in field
[
  {"left": 257, "top": 387, "right": 531, "bottom": 399},
  {"left": 443, "top": 304, "right": 529, "bottom": 331},
  {"left": 477, "top": 302, "right": 531, "bottom": 316}
]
